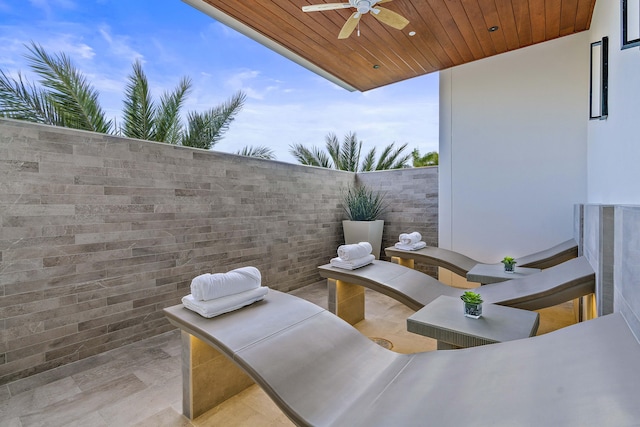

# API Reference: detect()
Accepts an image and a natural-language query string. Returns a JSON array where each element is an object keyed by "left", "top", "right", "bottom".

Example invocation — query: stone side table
[
  {"left": 466, "top": 263, "right": 541, "bottom": 285},
  {"left": 407, "top": 295, "right": 540, "bottom": 349}
]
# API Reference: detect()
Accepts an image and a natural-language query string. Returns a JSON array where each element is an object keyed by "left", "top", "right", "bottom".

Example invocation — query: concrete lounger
[
  {"left": 385, "top": 238, "right": 579, "bottom": 276},
  {"left": 317, "top": 256, "right": 595, "bottom": 317},
  {"left": 164, "top": 290, "right": 640, "bottom": 426}
]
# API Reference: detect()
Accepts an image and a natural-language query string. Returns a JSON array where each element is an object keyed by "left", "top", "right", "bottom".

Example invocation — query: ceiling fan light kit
[{"left": 302, "top": 0, "right": 409, "bottom": 39}]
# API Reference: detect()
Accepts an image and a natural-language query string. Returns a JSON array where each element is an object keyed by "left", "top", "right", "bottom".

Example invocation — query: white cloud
[
  {"left": 207, "top": 22, "right": 244, "bottom": 40},
  {"left": 98, "top": 25, "right": 144, "bottom": 63},
  {"left": 223, "top": 69, "right": 281, "bottom": 100},
  {"left": 225, "top": 69, "right": 260, "bottom": 89},
  {"left": 51, "top": 38, "right": 94, "bottom": 59}
]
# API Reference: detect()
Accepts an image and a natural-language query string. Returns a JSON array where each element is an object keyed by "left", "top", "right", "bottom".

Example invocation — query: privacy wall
[{"left": 0, "top": 119, "right": 438, "bottom": 384}]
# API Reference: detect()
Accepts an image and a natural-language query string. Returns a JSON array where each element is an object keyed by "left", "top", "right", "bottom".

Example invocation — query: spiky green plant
[{"left": 342, "top": 184, "right": 387, "bottom": 221}]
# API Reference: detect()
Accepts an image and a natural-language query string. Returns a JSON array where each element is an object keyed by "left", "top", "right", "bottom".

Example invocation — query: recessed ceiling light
[
  {"left": 408, "top": 31, "right": 416, "bottom": 36},
  {"left": 488, "top": 26, "right": 499, "bottom": 32}
]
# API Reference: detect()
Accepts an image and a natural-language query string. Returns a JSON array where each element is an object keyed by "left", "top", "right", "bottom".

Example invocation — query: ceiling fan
[{"left": 302, "top": 0, "right": 410, "bottom": 39}]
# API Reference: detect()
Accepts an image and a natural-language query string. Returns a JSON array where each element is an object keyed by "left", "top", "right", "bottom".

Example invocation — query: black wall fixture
[
  {"left": 590, "top": 36, "right": 609, "bottom": 120},
  {"left": 622, "top": 0, "right": 640, "bottom": 49}
]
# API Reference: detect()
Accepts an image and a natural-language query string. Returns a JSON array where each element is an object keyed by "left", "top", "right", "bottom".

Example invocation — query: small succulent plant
[
  {"left": 501, "top": 256, "right": 516, "bottom": 265},
  {"left": 460, "top": 291, "right": 483, "bottom": 305}
]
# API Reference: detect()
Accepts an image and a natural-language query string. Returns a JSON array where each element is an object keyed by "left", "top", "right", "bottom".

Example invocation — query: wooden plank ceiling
[{"left": 199, "top": 0, "right": 597, "bottom": 92}]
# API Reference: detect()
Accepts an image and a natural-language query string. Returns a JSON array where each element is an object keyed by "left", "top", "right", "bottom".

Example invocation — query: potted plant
[
  {"left": 341, "top": 184, "right": 387, "bottom": 259},
  {"left": 501, "top": 256, "right": 516, "bottom": 273},
  {"left": 460, "top": 291, "right": 483, "bottom": 319}
]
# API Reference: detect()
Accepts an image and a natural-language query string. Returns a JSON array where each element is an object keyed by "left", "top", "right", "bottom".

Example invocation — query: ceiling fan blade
[
  {"left": 372, "top": 6, "right": 409, "bottom": 30},
  {"left": 302, "top": 3, "right": 351, "bottom": 12},
  {"left": 338, "top": 12, "right": 361, "bottom": 39}
]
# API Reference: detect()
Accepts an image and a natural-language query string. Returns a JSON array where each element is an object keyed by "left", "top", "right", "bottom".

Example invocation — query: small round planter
[
  {"left": 464, "top": 302, "right": 482, "bottom": 319},
  {"left": 503, "top": 263, "right": 515, "bottom": 273}
]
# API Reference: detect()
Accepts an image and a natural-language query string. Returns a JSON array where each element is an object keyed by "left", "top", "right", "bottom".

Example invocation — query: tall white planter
[{"left": 342, "top": 220, "right": 384, "bottom": 259}]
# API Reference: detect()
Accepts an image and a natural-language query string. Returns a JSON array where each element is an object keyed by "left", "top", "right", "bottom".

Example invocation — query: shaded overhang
[{"left": 184, "top": 0, "right": 597, "bottom": 92}]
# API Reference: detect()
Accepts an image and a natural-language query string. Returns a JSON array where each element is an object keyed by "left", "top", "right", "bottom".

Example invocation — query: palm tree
[
  {"left": 412, "top": 148, "right": 439, "bottom": 166},
  {"left": 0, "top": 42, "right": 252, "bottom": 154},
  {"left": 0, "top": 43, "right": 113, "bottom": 133},
  {"left": 290, "top": 132, "right": 410, "bottom": 171},
  {"left": 120, "top": 59, "right": 246, "bottom": 150}
]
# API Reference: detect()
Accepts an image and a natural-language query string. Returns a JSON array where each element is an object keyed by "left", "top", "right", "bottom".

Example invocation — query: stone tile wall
[
  {"left": 358, "top": 168, "right": 439, "bottom": 276},
  {"left": 0, "top": 119, "right": 439, "bottom": 384},
  {"left": 583, "top": 205, "right": 615, "bottom": 315}
]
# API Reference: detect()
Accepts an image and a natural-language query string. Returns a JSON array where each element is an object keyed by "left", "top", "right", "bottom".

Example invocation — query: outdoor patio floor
[{"left": 1, "top": 280, "right": 575, "bottom": 426}]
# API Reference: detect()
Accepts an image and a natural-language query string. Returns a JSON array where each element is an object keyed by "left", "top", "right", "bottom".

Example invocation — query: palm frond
[
  {"left": 183, "top": 90, "right": 245, "bottom": 148},
  {"left": 375, "top": 144, "right": 395, "bottom": 169},
  {"left": 339, "top": 132, "right": 361, "bottom": 172},
  {"left": 25, "top": 42, "right": 112, "bottom": 133},
  {"left": 181, "top": 110, "right": 214, "bottom": 149},
  {"left": 375, "top": 142, "right": 410, "bottom": 170},
  {"left": 360, "top": 148, "right": 376, "bottom": 172},
  {"left": 387, "top": 143, "right": 412, "bottom": 169},
  {"left": 0, "top": 70, "right": 61, "bottom": 124},
  {"left": 289, "top": 143, "right": 332, "bottom": 168},
  {"left": 325, "top": 133, "right": 341, "bottom": 169},
  {"left": 237, "top": 145, "right": 275, "bottom": 160},
  {"left": 121, "top": 60, "right": 156, "bottom": 140},
  {"left": 412, "top": 148, "right": 439, "bottom": 166},
  {"left": 155, "top": 76, "right": 191, "bottom": 144}
]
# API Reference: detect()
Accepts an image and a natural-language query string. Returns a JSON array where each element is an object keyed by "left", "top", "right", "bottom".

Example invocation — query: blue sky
[{"left": 0, "top": 0, "right": 439, "bottom": 164}]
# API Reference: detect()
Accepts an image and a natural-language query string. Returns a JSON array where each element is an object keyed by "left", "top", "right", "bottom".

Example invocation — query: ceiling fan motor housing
[{"left": 353, "top": 0, "right": 376, "bottom": 14}]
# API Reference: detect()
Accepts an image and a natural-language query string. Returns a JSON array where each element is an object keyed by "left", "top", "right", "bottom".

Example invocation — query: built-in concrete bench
[
  {"left": 164, "top": 289, "right": 640, "bottom": 426},
  {"left": 318, "top": 256, "right": 594, "bottom": 324},
  {"left": 385, "top": 238, "right": 578, "bottom": 275}
]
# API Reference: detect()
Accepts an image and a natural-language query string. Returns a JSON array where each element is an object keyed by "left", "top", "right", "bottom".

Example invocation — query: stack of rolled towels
[
  {"left": 330, "top": 242, "right": 375, "bottom": 270},
  {"left": 394, "top": 232, "right": 427, "bottom": 251},
  {"left": 182, "top": 266, "right": 268, "bottom": 318}
]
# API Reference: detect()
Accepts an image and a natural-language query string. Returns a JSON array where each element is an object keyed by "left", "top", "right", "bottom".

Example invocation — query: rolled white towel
[
  {"left": 337, "top": 242, "right": 372, "bottom": 261},
  {"left": 399, "top": 232, "right": 422, "bottom": 245},
  {"left": 394, "top": 241, "right": 427, "bottom": 251},
  {"left": 330, "top": 254, "right": 375, "bottom": 270},
  {"left": 191, "top": 266, "right": 261, "bottom": 301},
  {"left": 182, "top": 287, "right": 269, "bottom": 318}
]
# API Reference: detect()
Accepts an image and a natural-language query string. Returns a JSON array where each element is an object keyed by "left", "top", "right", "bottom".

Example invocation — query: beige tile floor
[{"left": 0, "top": 281, "right": 575, "bottom": 427}]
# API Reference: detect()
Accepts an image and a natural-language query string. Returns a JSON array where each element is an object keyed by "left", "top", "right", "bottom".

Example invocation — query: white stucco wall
[
  {"left": 587, "top": 1, "right": 640, "bottom": 203},
  {"left": 439, "top": 33, "right": 589, "bottom": 263}
]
